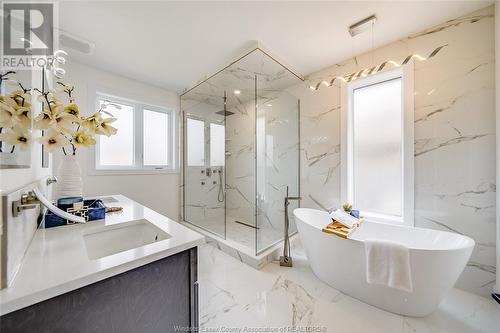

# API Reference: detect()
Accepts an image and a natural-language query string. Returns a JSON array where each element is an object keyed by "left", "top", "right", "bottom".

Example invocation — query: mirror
[{"left": 0, "top": 70, "right": 33, "bottom": 169}]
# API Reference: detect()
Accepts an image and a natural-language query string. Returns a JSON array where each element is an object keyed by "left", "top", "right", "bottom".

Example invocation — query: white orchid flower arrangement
[
  {"left": 0, "top": 71, "right": 33, "bottom": 153},
  {"left": 0, "top": 72, "right": 119, "bottom": 155},
  {"left": 33, "top": 81, "right": 119, "bottom": 155},
  {"left": 33, "top": 82, "right": 120, "bottom": 155}
]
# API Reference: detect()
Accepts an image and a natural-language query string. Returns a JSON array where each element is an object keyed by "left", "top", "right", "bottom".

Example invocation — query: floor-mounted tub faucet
[{"left": 281, "top": 186, "right": 301, "bottom": 267}]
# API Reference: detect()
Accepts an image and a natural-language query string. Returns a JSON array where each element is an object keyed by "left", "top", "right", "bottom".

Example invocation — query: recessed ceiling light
[
  {"left": 234, "top": 90, "right": 241, "bottom": 95},
  {"left": 266, "top": 104, "right": 272, "bottom": 107}
]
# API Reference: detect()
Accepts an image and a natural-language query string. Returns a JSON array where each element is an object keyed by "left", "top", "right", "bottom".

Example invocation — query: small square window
[{"left": 92, "top": 91, "right": 176, "bottom": 174}]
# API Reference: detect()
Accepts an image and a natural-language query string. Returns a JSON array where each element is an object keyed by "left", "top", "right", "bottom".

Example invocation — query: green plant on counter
[{"left": 342, "top": 203, "right": 353, "bottom": 213}]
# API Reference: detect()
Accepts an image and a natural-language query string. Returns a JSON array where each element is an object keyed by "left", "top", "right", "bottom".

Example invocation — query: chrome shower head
[
  {"left": 215, "top": 91, "right": 234, "bottom": 116},
  {"left": 215, "top": 110, "right": 235, "bottom": 116}
]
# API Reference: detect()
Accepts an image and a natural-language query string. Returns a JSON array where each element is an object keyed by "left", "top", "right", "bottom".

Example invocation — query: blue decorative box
[
  {"left": 350, "top": 210, "right": 360, "bottom": 218},
  {"left": 56, "top": 196, "right": 84, "bottom": 210},
  {"left": 43, "top": 198, "right": 106, "bottom": 228}
]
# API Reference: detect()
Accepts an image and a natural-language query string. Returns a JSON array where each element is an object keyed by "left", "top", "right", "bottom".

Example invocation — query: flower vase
[{"left": 56, "top": 154, "right": 83, "bottom": 199}]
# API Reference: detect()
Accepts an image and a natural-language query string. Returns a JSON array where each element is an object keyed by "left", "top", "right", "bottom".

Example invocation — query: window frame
[
  {"left": 340, "top": 64, "right": 414, "bottom": 226},
  {"left": 185, "top": 115, "right": 225, "bottom": 168},
  {"left": 88, "top": 87, "right": 177, "bottom": 175},
  {"left": 209, "top": 121, "right": 225, "bottom": 167},
  {"left": 142, "top": 106, "right": 173, "bottom": 169},
  {"left": 185, "top": 115, "right": 207, "bottom": 167}
]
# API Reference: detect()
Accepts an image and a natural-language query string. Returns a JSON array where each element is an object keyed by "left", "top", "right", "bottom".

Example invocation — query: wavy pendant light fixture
[{"left": 308, "top": 14, "right": 448, "bottom": 91}]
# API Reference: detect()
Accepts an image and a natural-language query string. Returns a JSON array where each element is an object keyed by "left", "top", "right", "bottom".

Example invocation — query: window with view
[
  {"left": 92, "top": 92, "right": 175, "bottom": 173},
  {"left": 341, "top": 66, "right": 414, "bottom": 225},
  {"left": 186, "top": 117, "right": 225, "bottom": 167}
]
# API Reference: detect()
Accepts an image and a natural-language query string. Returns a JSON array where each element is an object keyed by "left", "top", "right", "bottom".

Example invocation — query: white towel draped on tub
[{"left": 364, "top": 238, "right": 413, "bottom": 293}]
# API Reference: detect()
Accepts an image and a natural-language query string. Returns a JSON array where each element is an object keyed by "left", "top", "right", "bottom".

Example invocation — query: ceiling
[{"left": 58, "top": 1, "right": 493, "bottom": 93}]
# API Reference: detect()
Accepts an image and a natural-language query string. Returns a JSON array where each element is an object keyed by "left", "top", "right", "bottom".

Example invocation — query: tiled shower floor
[{"left": 226, "top": 218, "right": 283, "bottom": 253}]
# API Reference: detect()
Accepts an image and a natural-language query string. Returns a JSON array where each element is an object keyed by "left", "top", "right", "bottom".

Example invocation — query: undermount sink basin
[{"left": 83, "top": 219, "right": 170, "bottom": 259}]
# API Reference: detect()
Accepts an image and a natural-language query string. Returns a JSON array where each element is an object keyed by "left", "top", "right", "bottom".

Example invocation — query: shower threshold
[{"left": 182, "top": 220, "right": 298, "bottom": 269}]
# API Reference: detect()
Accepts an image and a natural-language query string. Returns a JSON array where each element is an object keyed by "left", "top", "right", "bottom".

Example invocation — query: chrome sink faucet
[{"left": 281, "top": 186, "right": 301, "bottom": 267}]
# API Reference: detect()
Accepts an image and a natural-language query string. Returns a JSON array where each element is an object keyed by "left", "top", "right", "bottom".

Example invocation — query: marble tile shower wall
[
  {"left": 182, "top": 98, "right": 225, "bottom": 236},
  {"left": 288, "top": 6, "right": 495, "bottom": 297},
  {"left": 255, "top": 92, "right": 300, "bottom": 251},
  {"left": 224, "top": 88, "right": 300, "bottom": 252},
  {"left": 226, "top": 99, "right": 256, "bottom": 229}
]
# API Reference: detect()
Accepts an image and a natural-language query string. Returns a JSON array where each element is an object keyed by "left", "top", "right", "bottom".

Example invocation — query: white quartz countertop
[{"left": 0, "top": 195, "right": 205, "bottom": 316}]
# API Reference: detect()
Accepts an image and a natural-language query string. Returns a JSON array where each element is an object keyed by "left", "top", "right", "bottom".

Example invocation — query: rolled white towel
[{"left": 329, "top": 209, "right": 360, "bottom": 228}]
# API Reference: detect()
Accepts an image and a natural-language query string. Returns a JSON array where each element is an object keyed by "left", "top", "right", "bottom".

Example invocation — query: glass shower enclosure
[{"left": 181, "top": 48, "right": 302, "bottom": 255}]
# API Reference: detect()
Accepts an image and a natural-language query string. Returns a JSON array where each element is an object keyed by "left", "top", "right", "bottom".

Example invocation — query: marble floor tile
[{"left": 199, "top": 242, "right": 500, "bottom": 333}]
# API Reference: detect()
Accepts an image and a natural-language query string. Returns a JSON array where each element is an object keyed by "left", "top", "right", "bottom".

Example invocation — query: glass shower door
[
  {"left": 181, "top": 48, "right": 302, "bottom": 255},
  {"left": 183, "top": 96, "right": 226, "bottom": 238},
  {"left": 256, "top": 90, "right": 300, "bottom": 254}
]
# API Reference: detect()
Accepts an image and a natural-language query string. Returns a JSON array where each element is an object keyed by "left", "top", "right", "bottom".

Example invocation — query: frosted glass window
[
  {"left": 353, "top": 78, "right": 402, "bottom": 217},
  {"left": 210, "top": 123, "right": 225, "bottom": 166},
  {"left": 98, "top": 100, "right": 134, "bottom": 166},
  {"left": 144, "top": 110, "right": 169, "bottom": 166},
  {"left": 187, "top": 118, "right": 205, "bottom": 166},
  {"left": 94, "top": 91, "right": 175, "bottom": 173}
]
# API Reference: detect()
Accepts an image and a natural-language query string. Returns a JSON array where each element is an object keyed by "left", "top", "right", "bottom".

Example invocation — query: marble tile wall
[
  {"left": 225, "top": 89, "right": 300, "bottom": 252},
  {"left": 255, "top": 91, "right": 300, "bottom": 251},
  {"left": 182, "top": 97, "right": 226, "bottom": 237},
  {"left": 288, "top": 6, "right": 495, "bottom": 297},
  {"left": 225, "top": 98, "right": 256, "bottom": 230}
]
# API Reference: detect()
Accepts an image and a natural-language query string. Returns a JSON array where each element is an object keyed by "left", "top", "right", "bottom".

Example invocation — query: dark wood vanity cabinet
[{"left": 0, "top": 248, "right": 199, "bottom": 333}]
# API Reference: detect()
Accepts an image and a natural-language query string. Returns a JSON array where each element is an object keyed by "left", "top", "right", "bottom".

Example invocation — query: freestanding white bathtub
[{"left": 293, "top": 208, "right": 475, "bottom": 317}]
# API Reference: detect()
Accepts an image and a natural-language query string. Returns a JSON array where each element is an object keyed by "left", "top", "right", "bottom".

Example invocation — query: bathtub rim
[{"left": 293, "top": 207, "right": 475, "bottom": 252}]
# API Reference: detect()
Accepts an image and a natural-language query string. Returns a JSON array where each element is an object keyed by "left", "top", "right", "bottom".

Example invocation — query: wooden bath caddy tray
[{"left": 322, "top": 219, "right": 363, "bottom": 239}]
